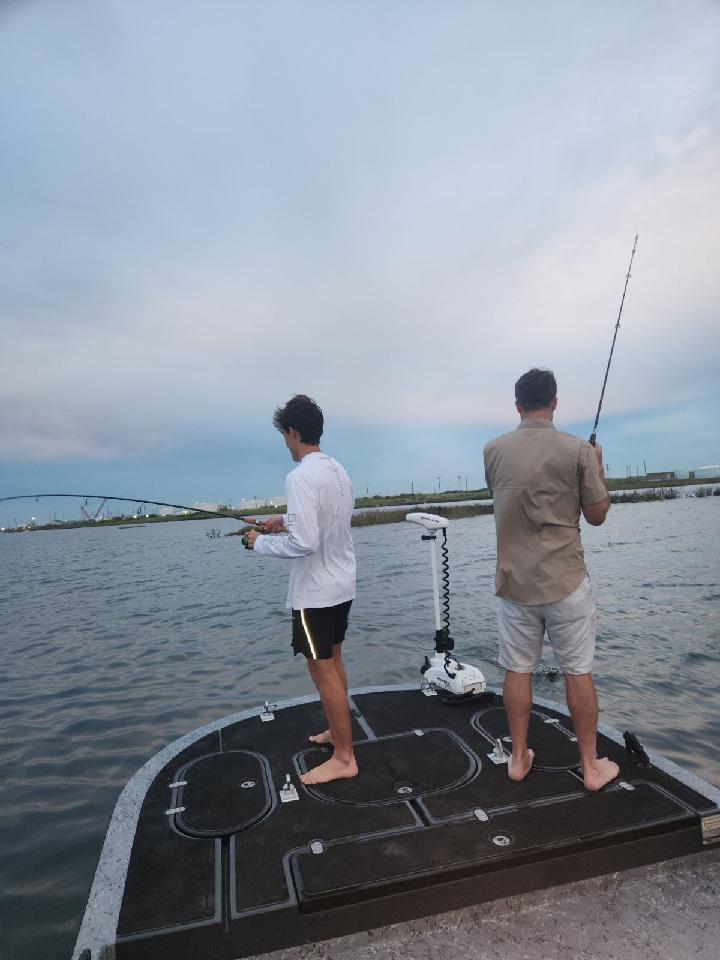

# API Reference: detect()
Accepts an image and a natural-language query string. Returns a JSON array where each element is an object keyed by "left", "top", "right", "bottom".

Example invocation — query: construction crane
[{"left": 80, "top": 498, "right": 108, "bottom": 522}]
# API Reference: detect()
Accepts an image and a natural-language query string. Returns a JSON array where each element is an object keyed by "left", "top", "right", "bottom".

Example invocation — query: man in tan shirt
[{"left": 484, "top": 368, "right": 619, "bottom": 791}]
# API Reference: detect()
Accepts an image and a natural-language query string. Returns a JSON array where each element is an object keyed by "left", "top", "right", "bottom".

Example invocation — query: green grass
[{"left": 352, "top": 503, "right": 494, "bottom": 527}]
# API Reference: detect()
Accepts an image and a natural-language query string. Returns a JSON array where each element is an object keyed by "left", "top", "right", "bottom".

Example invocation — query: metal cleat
[
  {"left": 487, "top": 738, "right": 509, "bottom": 765},
  {"left": 260, "top": 701, "right": 277, "bottom": 722},
  {"left": 279, "top": 774, "right": 299, "bottom": 803}
]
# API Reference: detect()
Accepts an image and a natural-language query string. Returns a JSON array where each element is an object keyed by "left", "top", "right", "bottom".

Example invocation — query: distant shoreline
[
  {"left": 349, "top": 483, "right": 719, "bottom": 527},
  {"left": 5, "top": 478, "right": 718, "bottom": 534}
]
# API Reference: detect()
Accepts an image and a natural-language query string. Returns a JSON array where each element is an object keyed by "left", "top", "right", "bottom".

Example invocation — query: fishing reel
[
  {"left": 406, "top": 513, "right": 487, "bottom": 698},
  {"left": 240, "top": 521, "right": 264, "bottom": 548}
]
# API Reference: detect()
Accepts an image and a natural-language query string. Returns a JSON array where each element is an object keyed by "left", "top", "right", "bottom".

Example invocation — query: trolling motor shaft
[
  {"left": 410, "top": 513, "right": 454, "bottom": 653},
  {"left": 406, "top": 513, "right": 486, "bottom": 698}
]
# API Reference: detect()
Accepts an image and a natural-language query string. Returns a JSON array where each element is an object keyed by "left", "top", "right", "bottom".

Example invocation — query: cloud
[{"left": 1, "top": 0, "right": 719, "bottom": 469}]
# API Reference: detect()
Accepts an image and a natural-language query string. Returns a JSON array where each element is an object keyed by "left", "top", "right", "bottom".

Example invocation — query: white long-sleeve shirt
[{"left": 253, "top": 452, "right": 356, "bottom": 609}]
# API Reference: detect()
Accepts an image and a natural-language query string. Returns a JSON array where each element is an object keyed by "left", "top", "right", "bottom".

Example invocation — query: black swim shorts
[{"left": 291, "top": 600, "right": 353, "bottom": 660}]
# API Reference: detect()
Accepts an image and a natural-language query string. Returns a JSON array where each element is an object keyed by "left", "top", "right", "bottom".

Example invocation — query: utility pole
[
  {"left": 457, "top": 475, "right": 461, "bottom": 491},
  {"left": 436, "top": 476, "right": 441, "bottom": 493},
  {"left": 411, "top": 481, "right": 414, "bottom": 496}
]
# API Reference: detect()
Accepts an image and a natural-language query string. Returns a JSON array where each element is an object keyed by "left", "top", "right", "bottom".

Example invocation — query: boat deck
[{"left": 72, "top": 686, "right": 720, "bottom": 960}]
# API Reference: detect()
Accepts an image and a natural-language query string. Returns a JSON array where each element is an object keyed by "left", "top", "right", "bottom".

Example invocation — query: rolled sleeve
[
  {"left": 579, "top": 442, "right": 608, "bottom": 505},
  {"left": 253, "top": 474, "right": 319, "bottom": 558}
]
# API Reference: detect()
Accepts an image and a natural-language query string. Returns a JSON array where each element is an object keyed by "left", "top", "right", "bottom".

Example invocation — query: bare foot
[
  {"left": 308, "top": 729, "right": 333, "bottom": 745},
  {"left": 583, "top": 756, "right": 620, "bottom": 791},
  {"left": 508, "top": 748, "right": 534, "bottom": 782},
  {"left": 300, "top": 755, "right": 358, "bottom": 785}
]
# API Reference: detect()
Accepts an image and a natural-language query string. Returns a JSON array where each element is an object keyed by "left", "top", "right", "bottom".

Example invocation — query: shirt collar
[{"left": 516, "top": 418, "right": 556, "bottom": 431}]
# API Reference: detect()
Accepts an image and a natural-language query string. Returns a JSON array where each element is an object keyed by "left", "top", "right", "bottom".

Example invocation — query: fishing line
[
  {"left": 589, "top": 235, "right": 638, "bottom": 446},
  {"left": 0, "top": 493, "right": 259, "bottom": 522}
]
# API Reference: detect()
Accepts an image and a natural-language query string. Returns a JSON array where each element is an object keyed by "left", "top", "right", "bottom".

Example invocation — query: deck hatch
[
  {"left": 292, "top": 783, "right": 691, "bottom": 911},
  {"left": 473, "top": 707, "right": 579, "bottom": 770},
  {"left": 175, "top": 751, "right": 272, "bottom": 837},
  {"left": 301, "top": 729, "right": 477, "bottom": 805}
]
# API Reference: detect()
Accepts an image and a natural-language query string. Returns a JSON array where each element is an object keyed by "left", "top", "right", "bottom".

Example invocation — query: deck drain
[
  {"left": 240, "top": 781, "right": 256, "bottom": 789},
  {"left": 491, "top": 833, "right": 512, "bottom": 848},
  {"left": 502, "top": 736, "right": 512, "bottom": 744},
  {"left": 396, "top": 784, "right": 414, "bottom": 795}
]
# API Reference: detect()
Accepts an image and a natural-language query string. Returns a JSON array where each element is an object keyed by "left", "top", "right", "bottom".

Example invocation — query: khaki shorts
[{"left": 497, "top": 576, "right": 596, "bottom": 675}]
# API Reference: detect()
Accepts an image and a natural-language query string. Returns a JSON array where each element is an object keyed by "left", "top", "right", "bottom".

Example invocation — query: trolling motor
[{"left": 406, "top": 513, "right": 487, "bottom": 698}]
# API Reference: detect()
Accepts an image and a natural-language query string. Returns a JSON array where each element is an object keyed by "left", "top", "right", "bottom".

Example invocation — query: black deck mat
[
  {"left": 474, "top": 706, "right": 580, "bottom": 769},
  {"left": 221, "top": 700, "right": 368, "bottom": 756},
  {"left": 302, "top": 730, "right": 476, "bottom": 805},
  {"left": 117, "top": 732, "right": 220, "bottom": 937},
  {"left": 178, "top": 751, "right": 271, "bottom": 836},
  {"left": 293, "top": 782, "right": 691, "bottom": 909},
  {"left": 355, "top": 690, "right": 718, "bottom": 813},
  {"left": 231, "top": 787, "right": 416, "bottom": 912},
  {"left": 353, "top": 689, "right": 500, "bottom": 738},
  {"left": 422, "top": 760, "right": 581, "bottom": 819},
  {"left": 221, "top": 702, "right": 417, "bottom": 913},
  {"left": 117, "top": 692, "right": 716, "bottom": 941}
]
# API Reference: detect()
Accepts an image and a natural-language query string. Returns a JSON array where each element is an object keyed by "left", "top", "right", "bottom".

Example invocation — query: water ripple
[{"left": 0, "top": 502, "right": 719, "bottom": 960}]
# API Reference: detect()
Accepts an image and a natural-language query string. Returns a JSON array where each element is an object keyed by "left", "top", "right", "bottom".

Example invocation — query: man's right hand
[
  {"left": 259, "top": 516, "right": 286, "bottom": 534},
  {"left": 582, "top": 440, "right": 610, "bottom": 526}
]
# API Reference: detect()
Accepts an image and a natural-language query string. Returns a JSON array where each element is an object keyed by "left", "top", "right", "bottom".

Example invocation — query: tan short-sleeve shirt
[{"left": 483, "top": 419, "right": 608, "bottom": 605}]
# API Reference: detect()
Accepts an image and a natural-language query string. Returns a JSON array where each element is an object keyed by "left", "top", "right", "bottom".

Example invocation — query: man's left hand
[{"left": 243, "top": 529, "right": 261, "bottom": 550}]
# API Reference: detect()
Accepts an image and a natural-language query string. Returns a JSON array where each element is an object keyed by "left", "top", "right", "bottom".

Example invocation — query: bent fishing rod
[
  {"left": 0, "top": 493, "right": 261, "bottom": 523},
  {"left": 589, "top": 235, "right": 638, "bottom": 447}
]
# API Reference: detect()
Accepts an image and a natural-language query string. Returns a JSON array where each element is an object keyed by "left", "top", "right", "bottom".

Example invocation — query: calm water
[{"left": 2, "top": 499, "right": 719, "bottom": 960}]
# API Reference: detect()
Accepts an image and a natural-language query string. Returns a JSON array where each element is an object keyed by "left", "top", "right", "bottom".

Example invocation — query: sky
[{"left": 1, "top": 0, "right": 719, "bottom": 525}]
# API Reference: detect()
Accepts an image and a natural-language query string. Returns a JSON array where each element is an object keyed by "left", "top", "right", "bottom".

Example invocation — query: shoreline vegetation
[
  {"left": 4, "top": 478, "right": 718, "bottom": 534},
  {"left": 349, "top": 483, "right": 719, "bottom": 528}
]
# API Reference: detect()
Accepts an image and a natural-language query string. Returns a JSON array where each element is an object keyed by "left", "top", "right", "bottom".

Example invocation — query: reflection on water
[{"left": 1, "top": 497, "right": 719, "bottom": 959}]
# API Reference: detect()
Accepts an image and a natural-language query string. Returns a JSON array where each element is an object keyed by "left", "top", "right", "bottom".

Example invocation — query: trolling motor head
[
  {"left": 406, "top": 512, "right": 449, "bottom": 532},
  {"left": 405, "top": 512, "right": 486, "bottom": 698}
]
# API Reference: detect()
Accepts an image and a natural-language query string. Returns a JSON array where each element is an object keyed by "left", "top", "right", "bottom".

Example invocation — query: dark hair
[
  {"left": 272, "top": 394, "right": 324, "bottom": 444},
  {"left": 514, "top": 368, "right": 557, "bottom": 411}
]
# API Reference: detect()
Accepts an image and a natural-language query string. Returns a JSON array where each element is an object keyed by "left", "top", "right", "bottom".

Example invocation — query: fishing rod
[
  {"left": 0, "top": 493, "right": 260, "bottom": 523},
  {"left": 589, "top": 234, "right": 638, "bottom": 446}
]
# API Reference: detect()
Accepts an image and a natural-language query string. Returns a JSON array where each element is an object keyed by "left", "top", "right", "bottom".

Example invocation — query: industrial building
[{"left": 647, "top": 466, "right": 720, "bottom": 481}]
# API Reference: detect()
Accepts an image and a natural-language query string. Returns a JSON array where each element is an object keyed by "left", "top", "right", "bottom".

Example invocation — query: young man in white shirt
[{"left": 244, "top": 395, "right": 358, "bottom": 786}]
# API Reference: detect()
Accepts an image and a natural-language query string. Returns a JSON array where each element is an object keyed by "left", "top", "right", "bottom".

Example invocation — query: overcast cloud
[{"left": 1, "top": 1, "right": 719, "bottom": 519}]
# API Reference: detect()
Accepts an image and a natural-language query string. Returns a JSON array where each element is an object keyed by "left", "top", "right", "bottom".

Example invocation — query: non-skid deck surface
[{"left": 113, "top": 689, "right": 717, "bottom": 960}]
